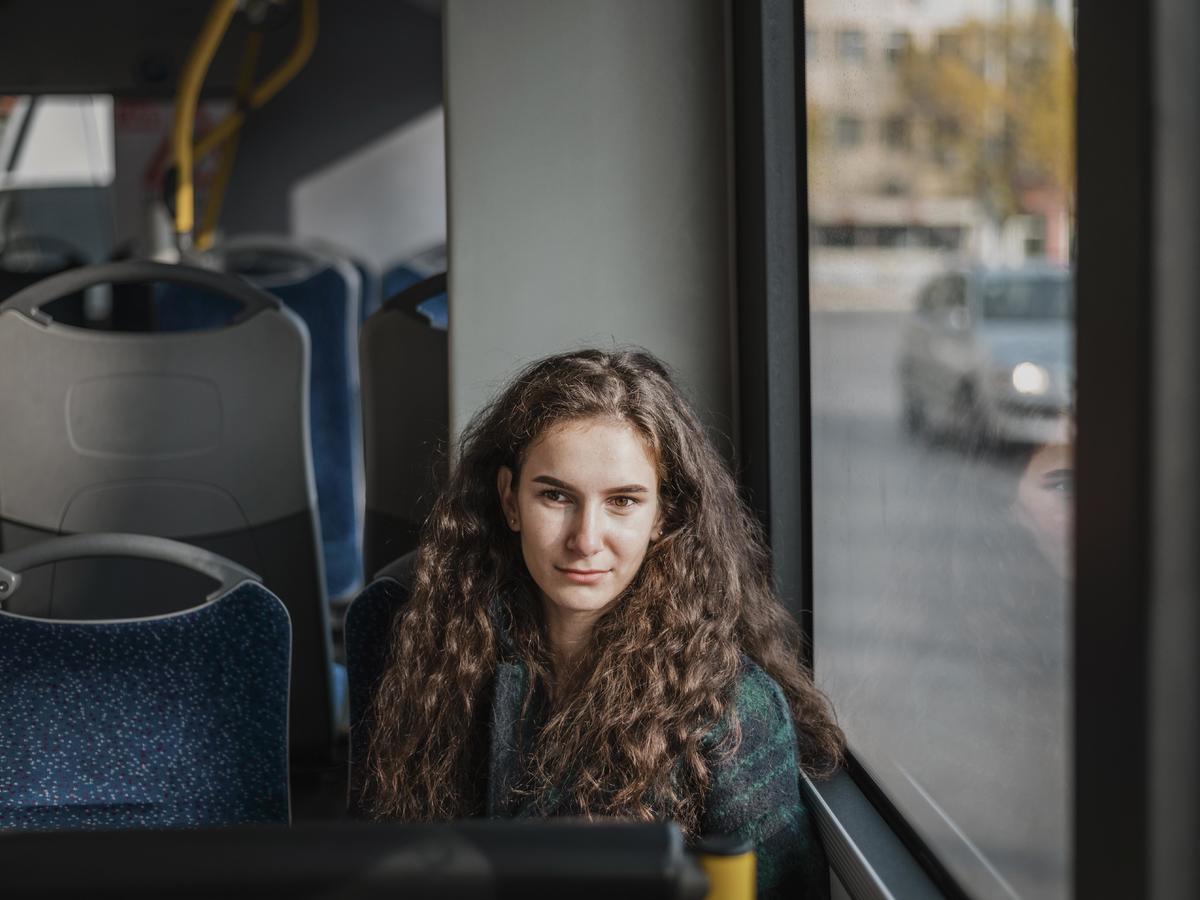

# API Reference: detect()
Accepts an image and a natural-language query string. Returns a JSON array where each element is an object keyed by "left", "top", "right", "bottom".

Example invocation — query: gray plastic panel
[
  {"left": 360, "top": 305, "right": 447, "bottom": 575},
  {"left": 0, "top": 306, "right": 315, "bottom": 531}
]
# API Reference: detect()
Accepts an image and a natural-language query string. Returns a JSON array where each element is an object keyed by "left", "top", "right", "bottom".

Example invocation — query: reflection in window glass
[
  {"left": 0, "top": 97, "right": 11, "bottom": 146},
  {"left": 806, "top": 2, "right": 1074, "bottom": 899}
]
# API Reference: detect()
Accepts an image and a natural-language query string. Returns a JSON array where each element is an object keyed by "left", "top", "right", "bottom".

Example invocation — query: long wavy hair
[{"left": 364, "top": 349, "right": 842, "bottom": 835}]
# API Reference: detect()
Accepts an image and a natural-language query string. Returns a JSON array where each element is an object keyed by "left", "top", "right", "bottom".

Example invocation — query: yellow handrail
[
  {"left": 195, "top": 28, "right": 264, "bottom": 251},
  {"left": 193, "top": 0, "right": 318, "bottom": 164},
  {"left": 171, "top": 0, "right": 239, "bottom": 243}
]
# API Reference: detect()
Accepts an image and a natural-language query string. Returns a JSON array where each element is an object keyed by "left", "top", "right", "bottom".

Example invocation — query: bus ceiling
[{"left": 0, "top": 0, "right": 439, "bottom": 98}]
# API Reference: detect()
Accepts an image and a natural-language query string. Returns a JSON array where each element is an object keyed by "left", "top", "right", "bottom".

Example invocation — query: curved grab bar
[
  {"left": 0, "top": 260, "right": 280, "bottom": 326},
  {"left": 0, "top": 533, "right": 261, "bottom": 608}
]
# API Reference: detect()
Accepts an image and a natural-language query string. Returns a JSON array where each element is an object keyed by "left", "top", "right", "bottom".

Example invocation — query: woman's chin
[{"left": 538, "top": 582, "right": 624, "bottom": 616}]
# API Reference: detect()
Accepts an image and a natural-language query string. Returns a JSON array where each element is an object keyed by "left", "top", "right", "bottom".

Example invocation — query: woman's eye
[
  {"left": 539, "top": 489, "right": 571, "bottom": 503},
  {"left": 1040, "top": 468, "right": 1074, "bottom": 495}
]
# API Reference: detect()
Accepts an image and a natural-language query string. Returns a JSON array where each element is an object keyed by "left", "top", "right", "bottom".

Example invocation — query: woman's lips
[{"left": 556, "top": 567, "right": 610, "bottom": 584}]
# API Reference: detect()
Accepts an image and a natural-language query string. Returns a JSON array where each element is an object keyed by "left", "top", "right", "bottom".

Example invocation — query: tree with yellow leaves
[{"left": 898, "top": 11, "right": 1074, "bottom": 220}]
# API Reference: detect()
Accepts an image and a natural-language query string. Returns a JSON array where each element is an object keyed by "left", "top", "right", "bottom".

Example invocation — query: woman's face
[
  {"left": 497, "top": 417, "right": 662, "bottom": 624},
  {"left": 1014, "top": 440, "right": 1073, "bottom": 578}
]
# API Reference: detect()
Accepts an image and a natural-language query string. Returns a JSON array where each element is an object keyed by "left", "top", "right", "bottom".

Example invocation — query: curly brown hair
[{"left": 364, "top": 348, "right": 842, "bottom": 835}]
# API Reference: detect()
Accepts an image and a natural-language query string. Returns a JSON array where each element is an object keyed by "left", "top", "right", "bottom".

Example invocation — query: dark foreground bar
[{"left": 1, "top": 820, "right": 708, "bottom": 899}]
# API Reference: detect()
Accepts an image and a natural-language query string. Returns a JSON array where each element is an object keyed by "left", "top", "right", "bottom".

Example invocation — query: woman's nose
[{"left": 567, "top": 506, "right": 604, "bottom": 556}]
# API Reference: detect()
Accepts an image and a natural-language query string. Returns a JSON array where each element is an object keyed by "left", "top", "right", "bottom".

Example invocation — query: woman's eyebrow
[
  {"left": 531, "top": 475, "right": 575, "bottom": 491},
  {"left": 531, "top": 475, "right": 649, "bottom": 493}
]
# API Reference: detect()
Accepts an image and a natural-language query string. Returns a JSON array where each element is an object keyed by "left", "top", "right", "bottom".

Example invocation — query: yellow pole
[
  {"left": 171, "top": 0, "right": 239, "bottom": 244},
  {"left": 192, "top": 0, "right": 318, "bottom": 164},
  {"left": 195, "top": 29, "right": 263, "bottom": 251}
]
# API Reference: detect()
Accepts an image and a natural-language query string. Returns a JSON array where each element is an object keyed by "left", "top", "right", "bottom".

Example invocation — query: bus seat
[
  {"left": 360, "top": 273, "right": 448, "bottom": 579},
  {"left": 381, "top": 264, "right": 420, "bottom": 304},
  {"left": 343, "top": 550, "right": 415, "bottom": 816},
  {"left": 156, "top": 237, "right": 366, "bottom": 603},
  {"left": 381, "top": 262, "right": 448, "bottom": 329},
  {"left": 353, "top": 259, "right": 383, "bottom": 323},
  {"left": 302, "top": 238, "right": 383, "bottom": 324},
  {"left": 0, "top": 534, "right": 290, "bottom": 830},
  {"left": 0, "top": 261, "right": 338, "bottom": 766}
]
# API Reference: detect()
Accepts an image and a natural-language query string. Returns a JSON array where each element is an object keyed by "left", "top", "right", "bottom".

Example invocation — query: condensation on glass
[{"left": 804, "top": 1, "right": 1074, "bottom": 898}]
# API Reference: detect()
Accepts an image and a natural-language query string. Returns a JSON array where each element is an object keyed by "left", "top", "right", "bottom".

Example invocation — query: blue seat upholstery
[
  {"left": 343, "top": 552, "right": 414, "bottom": 815},
  {"left": 381, "top": 263, "right": 447, "bottom": 329},
  {"left": 0, "top": 581, "right": 290, "bottom": 830},
  {"left": 380, "top": 263, "right": 421, "bottom": 301},
  {"left": 298, "top": 239, "right": 381, "bottom": 325}
]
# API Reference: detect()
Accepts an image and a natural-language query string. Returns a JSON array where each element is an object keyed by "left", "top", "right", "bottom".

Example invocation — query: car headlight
[{"left": 1011, "top": 361, "right": 1050, "bottom": 395}]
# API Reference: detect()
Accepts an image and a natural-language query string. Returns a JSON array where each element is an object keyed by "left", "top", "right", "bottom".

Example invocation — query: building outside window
[
  {"left": 835, "top": 115, "right": 863, "bottom": 147},
  {"left": 835, "top": 29, "right": 867, "bottom": 63},
  {"left": 885, "top": 30, "right": 911, "bottom": 65},
  {"left": 883, "top": 115, "right": 911, "bottom": 149}
]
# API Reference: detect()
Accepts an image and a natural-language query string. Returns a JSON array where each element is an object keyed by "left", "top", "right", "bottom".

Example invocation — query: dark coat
[{"left": 485, "top": 657, "right": 830, "bottom": 900}]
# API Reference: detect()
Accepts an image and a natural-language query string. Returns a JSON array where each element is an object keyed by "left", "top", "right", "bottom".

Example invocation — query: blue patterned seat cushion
[{"left": 0, "top": 582, "right": 290, "bottom": 830}]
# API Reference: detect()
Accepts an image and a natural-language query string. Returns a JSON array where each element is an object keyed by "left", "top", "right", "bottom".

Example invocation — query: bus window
[{"left": 805, "top": 0, "right": 1075, "bottom": 897}]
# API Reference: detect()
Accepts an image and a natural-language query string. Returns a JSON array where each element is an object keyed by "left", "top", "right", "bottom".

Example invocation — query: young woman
[{"left": 364, "top": 348, "right": 843, "bottom": 898}]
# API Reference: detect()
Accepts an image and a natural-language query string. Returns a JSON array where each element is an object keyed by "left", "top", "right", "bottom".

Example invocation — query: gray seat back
[{"left": 360, "top": 274, "right": 448, "bottom": 578}]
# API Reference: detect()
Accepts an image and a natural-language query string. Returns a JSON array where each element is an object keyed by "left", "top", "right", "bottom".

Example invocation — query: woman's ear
[{"left": 497, "top": 466, "right": 520, "bottom": 531}]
